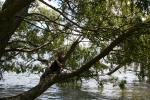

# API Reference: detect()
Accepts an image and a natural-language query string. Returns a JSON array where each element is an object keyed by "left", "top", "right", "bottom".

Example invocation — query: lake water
[{"left": 0, "top": 70, "right": 150, "bottom": 100}]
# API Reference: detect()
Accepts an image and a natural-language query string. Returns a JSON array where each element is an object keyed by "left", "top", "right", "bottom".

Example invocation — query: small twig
[
  {"left": 63, "top": 35, "right": 82, "bottom": 64},
  {"left": 5, "top": 42, "right": 51, "bottom": 52},
  {"left": 106, "top": 65, "right": 122, "bottom": 75}
]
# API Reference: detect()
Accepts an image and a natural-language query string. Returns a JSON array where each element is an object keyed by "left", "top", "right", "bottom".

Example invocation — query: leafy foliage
[{"left": 1, "top": 0, "right": 150, "bottom": 82}]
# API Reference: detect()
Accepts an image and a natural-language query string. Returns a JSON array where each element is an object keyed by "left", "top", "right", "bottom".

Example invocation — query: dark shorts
[{"left": 41, "top": 68, "right": 60, "bottom": 78}]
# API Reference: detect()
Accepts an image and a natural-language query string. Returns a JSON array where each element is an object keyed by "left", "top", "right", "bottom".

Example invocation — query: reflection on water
[{"left": 0, "top": 71, "right": 150, "bottom": 100}]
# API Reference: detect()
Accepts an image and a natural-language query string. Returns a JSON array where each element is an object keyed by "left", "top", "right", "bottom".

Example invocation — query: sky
[{"left": 38, "top": 0, "right": 59, "bottom": 8}]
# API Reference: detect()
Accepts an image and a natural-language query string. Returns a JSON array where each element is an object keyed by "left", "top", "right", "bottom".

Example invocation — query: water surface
[{"left": 0, "top": 71, "right": 150, "bottom": 100}]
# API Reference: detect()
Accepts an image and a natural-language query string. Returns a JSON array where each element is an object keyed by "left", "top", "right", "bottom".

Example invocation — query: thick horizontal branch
[{"left": 1, "top": 22, "right": 150, "bottom": 100}]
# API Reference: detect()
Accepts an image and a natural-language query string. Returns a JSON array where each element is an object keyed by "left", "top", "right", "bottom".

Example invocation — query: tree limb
[
  {"left": 63, "top": 36, "right": 82, "bottom": 64},
  {"left": 0, "top": 0, "right": 35, "bottom": 18},
  {"left": 0, "top": 0, "right": 35, "bottom": 59},
  {"left": 5, "top": 42, "right": 51, "bottom": 52},
  {"left": 1, "top": 21, "right": 150, "bottom": 100},
  {"left": 67, "top": 22, "right": 150, "bottom": 77},
  {"left": 39, "top": 0, "right": 83, "bottom": 29},
  {"left": 106, "top": 65, "right": 122, "bottom": 75}
]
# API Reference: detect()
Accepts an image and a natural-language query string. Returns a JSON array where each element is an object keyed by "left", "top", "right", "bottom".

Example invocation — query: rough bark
[
  {"left": 0, "top": 0, "right": 35, "bottom": 59},
  {"left": 1, "top": 22, "right": 148, "bottom": 100},
  {"left": 0, "top": 74, "right": 58, "bottom": 100},
  {"left": 0, "top": 0, "right": 150, "bottom": 100}
]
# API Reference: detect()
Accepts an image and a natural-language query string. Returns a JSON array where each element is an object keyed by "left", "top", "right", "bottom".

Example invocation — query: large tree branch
[
  {"left": 0, "top": 0, "right": 35, "bottom": 18},
  {"left": 67, "top": 22, "right": 150, "bottom": 77},
  {"left": 0, "top": 0, "right": 35, "bottom": 59},
  {"left": 0, "top": 74, "right": 58, "bottom": 100},
  {"left": 1, "top": 22, "right": 150, "bottom": 100}
]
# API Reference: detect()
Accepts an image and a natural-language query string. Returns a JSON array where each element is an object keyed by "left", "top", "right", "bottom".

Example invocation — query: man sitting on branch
[{"left": 41, "top": 52, "right": 64, "bottom": 78}]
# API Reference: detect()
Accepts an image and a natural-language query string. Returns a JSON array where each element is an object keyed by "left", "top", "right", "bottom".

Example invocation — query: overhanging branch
[
  {"left": 39, "top": 0, "right": 83, "bottom": 29},
  {"left": 5, "top": 42, "right": 51, "bottom": 52},
  {"left": 0, "top": 0, "right": 35, "bottom": 59},
  {"left": 63, "top": 36, "right": 82, "bottom": 64},
  {"left": 106, "top": 65, "right": 122, "bottom": 75},
  {"left": 67, "top": 22, "right": 150, "bottom": 77}
]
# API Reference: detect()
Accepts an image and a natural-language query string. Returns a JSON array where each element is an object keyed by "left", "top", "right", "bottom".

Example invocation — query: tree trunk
[
  {"left": 0, "top": 74, "right": 58, "bottom": 100},
  {"left": 0, "top": 0, "right": 34, "bottom": 59},
  {"left": 0, "top": 73, "right": 77, "bottom": 100},
  {"left": 0, "top": 24, "right": 139, "bottom": 100},
  {"left": 0, "top": 0, "right": 150, "bottom": 100}
]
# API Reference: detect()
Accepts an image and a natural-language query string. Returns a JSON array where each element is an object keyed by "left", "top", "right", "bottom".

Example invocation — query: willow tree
[{"left": 1, "top": 0, "right": 150, "bottom": 100}]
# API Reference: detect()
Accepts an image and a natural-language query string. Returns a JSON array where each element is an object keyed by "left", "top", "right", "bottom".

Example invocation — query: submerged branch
[
  {"left": 1, "top": 17, "right": 150, "bottom": 100},
  {"left": 68, "top": 22, "right": 150, "bottom": 77}
]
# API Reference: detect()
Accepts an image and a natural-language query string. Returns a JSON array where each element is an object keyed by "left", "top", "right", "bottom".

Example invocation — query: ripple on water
[{"left": 0, "top": 72, "right": 150, "bottom": 100}]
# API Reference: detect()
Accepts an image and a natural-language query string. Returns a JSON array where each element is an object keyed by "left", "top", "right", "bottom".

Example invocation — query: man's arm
[{"left": 56, "top": 60, "right": 64, "bottom": 69}]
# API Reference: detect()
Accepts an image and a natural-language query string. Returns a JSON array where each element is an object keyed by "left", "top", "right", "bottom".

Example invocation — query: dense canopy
[{"left": 0, "top": 0, "right": 150, "bottom": 99}]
